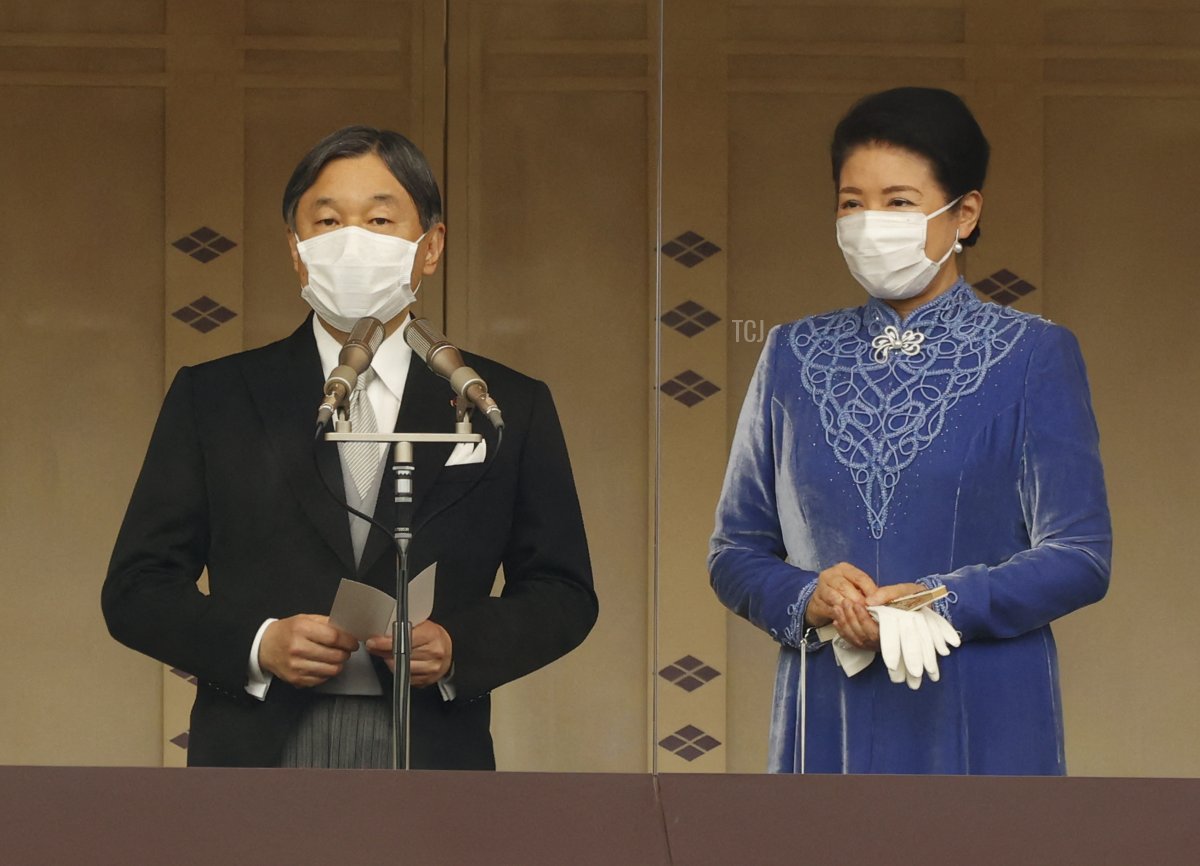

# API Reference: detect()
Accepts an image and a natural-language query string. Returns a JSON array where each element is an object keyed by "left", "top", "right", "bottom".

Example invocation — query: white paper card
[
  {"left": 328, "top": 580, "right": 396, "bottom": 642},
  {"left": 408, "top": 561, "right": 437, "bottom": 625},
  {"left": 327, "top": 562, "right": 438, "bottom": 641}
]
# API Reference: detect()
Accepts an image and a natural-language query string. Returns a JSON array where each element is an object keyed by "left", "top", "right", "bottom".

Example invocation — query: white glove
[
  {"left": 830, "top": 633, "right": 875, "bottom": 677},
  {"left": 869, "top": 605, "right": 961, "bottom": 690}
]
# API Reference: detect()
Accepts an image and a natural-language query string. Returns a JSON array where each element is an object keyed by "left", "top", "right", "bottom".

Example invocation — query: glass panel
[
  {"left": 654, "top": 0, "right": 1200, "bottom": 777},
  {"left": 444, "top": 0, "right": 661, "bottom": 772}
]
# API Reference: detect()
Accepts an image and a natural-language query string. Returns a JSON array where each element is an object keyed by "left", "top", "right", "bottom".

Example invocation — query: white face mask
[
  {"left": 296, "top": 225, "right": 426, "bottom": 332},
  {"left": 836, "top": 197, "right": 963, "bottom": 300}
]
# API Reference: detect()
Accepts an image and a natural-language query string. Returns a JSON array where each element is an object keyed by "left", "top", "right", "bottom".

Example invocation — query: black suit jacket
[{"left": 102, "top": 317, "right": 597, "bottom": 769}]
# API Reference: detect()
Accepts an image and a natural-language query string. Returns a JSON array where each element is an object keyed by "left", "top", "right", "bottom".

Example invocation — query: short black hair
[
  {"left": 281, "top": 125, "right": 443, "bottom": 231},
  {"left": 831, "top": 87, "right": 990, "bottom": 247}
]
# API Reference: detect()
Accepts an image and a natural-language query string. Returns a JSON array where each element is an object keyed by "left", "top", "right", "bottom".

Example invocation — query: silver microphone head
[
  {"left": 404, "top": 318, "right": 465, "bottom": 380},
  {"left": 402, "top": 317, "right": 439, "bottom": 359},
  {"left": 316, "top": 317, "right": 385, "bottom": 435},
  {"left": 403, "top": 318, "right": 504, "bottom": 429},
  {"left": 339, "top": 317, "right": 385, "bottom": 372}
]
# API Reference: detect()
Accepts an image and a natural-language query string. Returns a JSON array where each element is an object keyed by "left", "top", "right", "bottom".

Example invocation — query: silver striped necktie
[{"left": 345, "top": 368, "right": 384, "bottom": 504}]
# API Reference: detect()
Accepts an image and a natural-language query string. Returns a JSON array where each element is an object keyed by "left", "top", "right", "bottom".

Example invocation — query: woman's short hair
[
  {"left": 831, "top": 87, "right": 990, "bottom": 247},
  {"left": 282, "top": 125, "right": 443, "bottom": 231}
]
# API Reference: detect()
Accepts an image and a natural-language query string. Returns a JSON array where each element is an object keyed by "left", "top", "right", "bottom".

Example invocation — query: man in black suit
[{"left": 102, "top": 126, "right": 597, "bottom": 770}]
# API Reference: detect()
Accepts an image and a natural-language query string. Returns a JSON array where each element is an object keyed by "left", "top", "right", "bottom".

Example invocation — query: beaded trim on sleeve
[
  {"left": 916, "top": 576, "right": 956, "bottom": 622},
  {"left": 787, "top": 281, "right": 1029, "bottom": 539},
  {"left": 782, "top": 578, "right": 821, "bottom": 651}
]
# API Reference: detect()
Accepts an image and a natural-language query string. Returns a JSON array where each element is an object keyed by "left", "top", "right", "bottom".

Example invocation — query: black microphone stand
[
  {"left": 390, "top": 440, "right": 415, "bottom": 770},
  {"left": 326, "top": 412, "right": 481, "bottom": 770}
]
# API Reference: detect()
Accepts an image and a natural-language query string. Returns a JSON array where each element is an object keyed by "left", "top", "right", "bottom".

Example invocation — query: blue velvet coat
[{"left": 709, "top": 281, "right": 1111, "bottom": 775}]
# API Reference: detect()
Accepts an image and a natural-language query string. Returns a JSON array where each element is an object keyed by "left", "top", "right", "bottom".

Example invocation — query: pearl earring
[{"left": 953, "top": 241, "right": 963, "bottom": 254}]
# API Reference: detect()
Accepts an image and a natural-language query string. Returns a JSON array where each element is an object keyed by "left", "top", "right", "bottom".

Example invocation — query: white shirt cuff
[
  {"left": 245, "top": 618, "right": 277, "bottom": 701},
  {"left": 437, "top": 664, "right": 456, "bottom": 701}
]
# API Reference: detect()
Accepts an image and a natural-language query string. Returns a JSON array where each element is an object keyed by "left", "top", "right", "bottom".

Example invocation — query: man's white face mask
[
  {"left": 297, "top": 225, "right": 425, "bottom": 332},
  {"left": 836, "top": 196, "right": 962, "bottom": 301}
]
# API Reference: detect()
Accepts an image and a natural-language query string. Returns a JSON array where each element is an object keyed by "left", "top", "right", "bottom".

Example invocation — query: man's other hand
[{"left": 365, "top": 620, "right": 453, "bottom": 686}]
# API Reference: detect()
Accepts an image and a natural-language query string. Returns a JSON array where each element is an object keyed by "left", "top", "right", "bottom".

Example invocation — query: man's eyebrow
[{"left": 309, "top": 193, "right": 399, "bottom": 207}]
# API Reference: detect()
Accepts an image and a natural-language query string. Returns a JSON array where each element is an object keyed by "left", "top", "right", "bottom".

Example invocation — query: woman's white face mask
[
  {"left": 297, "top": 225, "right": 425, "bottom": 332},
  {"left": 836, "top": 196, "right": 962, "bottom": 300}
]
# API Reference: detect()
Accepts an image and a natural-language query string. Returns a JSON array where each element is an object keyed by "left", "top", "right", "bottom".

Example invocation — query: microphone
[
  {"left": 403, "top": 318, "right": 504, "bottom": 430},
  {"left": 315, "top": 316, "right": 386, "bottom": 435}
]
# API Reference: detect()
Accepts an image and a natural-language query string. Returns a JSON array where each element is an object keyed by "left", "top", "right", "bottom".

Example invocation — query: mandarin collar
[{"left": 863, "top": 278, "right": 977, "bottom": 333}]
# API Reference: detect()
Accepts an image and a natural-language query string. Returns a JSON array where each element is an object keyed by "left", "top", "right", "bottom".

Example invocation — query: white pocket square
[{"left": 444, "top": 440, "right": 487, "bottom": 466}]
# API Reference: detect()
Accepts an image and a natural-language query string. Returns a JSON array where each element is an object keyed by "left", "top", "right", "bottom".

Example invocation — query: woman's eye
[
  {"left": 317, "top": 218, "right": 338, "bottom": 227},
  {"left": 839, "top": 200, "right": 861, "bottom": 210},
  {"left": 888, "top": 199, "right": 915, "bottom": 208}
]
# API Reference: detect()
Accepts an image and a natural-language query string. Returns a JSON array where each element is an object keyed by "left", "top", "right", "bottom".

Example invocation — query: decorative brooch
[{"left": 871, "top": 326, "right": 925, "bottom": 363}]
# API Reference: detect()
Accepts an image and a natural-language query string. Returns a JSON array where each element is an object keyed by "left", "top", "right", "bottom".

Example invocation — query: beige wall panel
[
  {"left": 463, "top": 0, "right": 649, "bottom": 41},
  {"left": 0, "top": 85, "right": 165, "bottom": 766},
  {"left": 163, "top": 90, "right": 244, "bottom": 379},
  {"left": 1045, "top": 95, "right": 1200, "bottom": 777},
  {"left": 0, "top": 47, "right": 164, "bottom": 75},
  {"left": 242, "top": 88, "right": 422, "bottom": 349},
  {"left": 729, "top": 0, "right": 964, "bottom": 44},
  {"left": 963, "top": 0, "right": 1043, "bottom": 316},
  {"left": 0, "top": 1, "right": 164, "bottom": 34},
  {"left": 1045, "top": 4, "right": 1200, "bottom": 47},
  {"left": 245, "top": 0, "right": 417, "bottom": 38},
  {"left": 456, "top": 82, "right": 652, "bottom": 771},
  {"left": 657, "top": 0, "right": 731, "bottom": 773}
]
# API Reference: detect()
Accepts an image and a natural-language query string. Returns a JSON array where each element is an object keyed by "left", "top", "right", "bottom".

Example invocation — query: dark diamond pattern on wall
[
  {"left": 659, "top": 655, "right": 722, "bottom": 692},
  {"left": 169, "top": 731, "right": 190, "bottom": 750},
  {"left": 975, "top": 269, "right": 1037, "bottom": 307},
  {"left": 661, "top": 231, "right": 722, "bottom": 268},
  {"left": 660, "top": 370, "right": 720, "bottom": 407},
  {"left": 172, "top": 296, "right": 239, "bottom": 333},
  {"left": 661, "top": 300, "right": 721, "bottom": 337},
  {"left": 169, "top": 667, "right": 198, "bottom": 686},
  {"left": 658, "top": 725, "right": 722, "bottom": 762},
  {"left": 172, "top": 226, "right": 238, "bottom": 263}
]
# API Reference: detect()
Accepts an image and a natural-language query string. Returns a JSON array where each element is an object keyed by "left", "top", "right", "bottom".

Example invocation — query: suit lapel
[
  {"left": 241, "top": 319, "right": 357, "bottom": 575},
  {"left": 357, "top": 357, "right": 459, "bottom": 578}
]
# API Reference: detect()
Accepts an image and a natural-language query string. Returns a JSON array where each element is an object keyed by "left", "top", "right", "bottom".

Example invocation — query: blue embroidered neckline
[{"left": 787, "top": 280, "right": 1029, "bottom": 539}]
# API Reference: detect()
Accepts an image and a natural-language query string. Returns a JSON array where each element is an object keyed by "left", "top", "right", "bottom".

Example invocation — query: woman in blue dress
[{"left": 709, "top": 87, "right": 1111, "bottom": 775}]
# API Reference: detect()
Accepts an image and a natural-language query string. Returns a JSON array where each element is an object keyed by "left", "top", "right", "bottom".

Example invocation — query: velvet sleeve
[
  {"left": 925, "top": 324, "right": 1112, "bottom": 639},
  {"left": 709, "top": 327, "right": 820, "bottom": 648}
]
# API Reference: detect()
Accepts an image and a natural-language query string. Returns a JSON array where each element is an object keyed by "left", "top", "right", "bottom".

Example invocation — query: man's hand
[
  {"left": 365, "top": 619, "right": 453, "bottom": 687},
  {"left": 258, "top": 614, "right": 359, "bottom": 688}
]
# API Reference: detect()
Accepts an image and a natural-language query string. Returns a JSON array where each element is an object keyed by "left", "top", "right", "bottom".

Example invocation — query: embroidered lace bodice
[{"left": 786, "top": 280, "right": 1029, "bottom": 538}]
